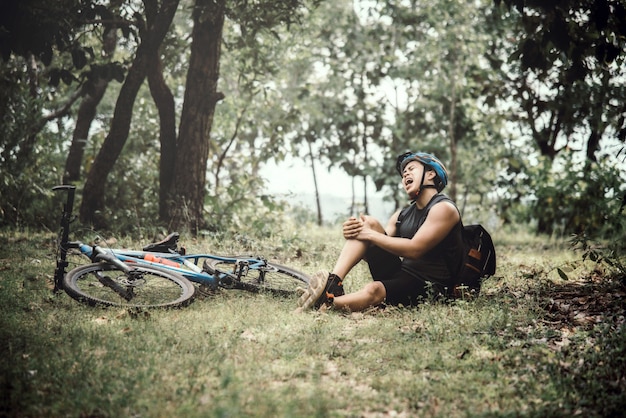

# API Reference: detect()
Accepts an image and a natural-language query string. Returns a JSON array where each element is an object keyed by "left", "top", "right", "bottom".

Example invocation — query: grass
[{"left": 1, "top": 226, "right": 625, "bottom": 417}]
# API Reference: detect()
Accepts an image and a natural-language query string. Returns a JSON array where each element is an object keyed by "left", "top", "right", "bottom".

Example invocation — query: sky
[{"left": 259, "top": 159, "right": 396, "bottom": 223}]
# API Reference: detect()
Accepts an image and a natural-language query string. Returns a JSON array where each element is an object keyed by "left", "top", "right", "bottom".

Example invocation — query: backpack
[
  {"left": 454, "top": 223, "right": 496, "bottom": 297},
  {"left": 414, "top": 194, "right": 497, "bottom": 297}
]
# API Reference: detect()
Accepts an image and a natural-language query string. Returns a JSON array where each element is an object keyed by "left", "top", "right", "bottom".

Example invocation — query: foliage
[
  {"left": 570, "top": 216, "right": 626, "bottom": 287},
  {"left": 204, "top": 172, "right": 290, "bottom": 239},
  {"left": 495, "top": 147, "right": 626, "bottom": 238},
  {"left": 200, "top": 0, "right": 331, "bottom": 227},
  {"left": 530, "top": 153, "right": 625, "bottom": 237},
  {"left": 486, "top": 0, "right": 626, "bottom": 244},
  {"left": 491, "top": 0, "right": 626, "bottom": 161},
  {"left": 0, "top": 57, "right": 45, "bottom": 172},
  {"left": 294, "top": 0, "right": 504, "bottom": 209},
  {"left": 1, "top": 0, "right": 85, "bottom": 65},
  {"left": 0, "top": 156, "right": 66, "bottom": 228},
  {"left": 494, "top": 0, "right": 626, "bottom": 78},
  {"left": 0, "top": 0, "right": 131, "bottom": 228},
  {"left": 0, "top": 75, "right": 71, "bottom": 227},
  {"left": 1, "top": 0, "right": 134, "bottom": 85},
  {"left": 1, "top": 0, "right": 625, "bottom": 243}
]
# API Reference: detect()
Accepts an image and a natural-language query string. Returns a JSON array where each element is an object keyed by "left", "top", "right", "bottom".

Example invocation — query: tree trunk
[
  {"left": 63, "top": 78, "right": 109, "bottom": 184},
  {"left": 63, "top": 23, "right": 118, "bottom": 184},
  {"left": 147, "top": 50, "right": 177, "bottom": 222},
  {"left": 448, "top": 81, "right": 458, "bottom": 202},
  {"left": 79, "top": 0, "right": 179, "bottom": 227},
  {"left": 586, "top": 70, "right": 610, "bottom": 162},
  {"left": 350, "top": 175, "right": 356, "bottom": 216},
  {"left": 79, "top": 54, "right": 148, "bottom": 226},
  {"left": 13, "top": 54, "right": 43, "bottom": 172},
  {"left": 362, "top": 175, "right": 368, "bottom": 215},
  {"left": 169, "top": 0, "right": 225, "bottom": 233},
  {"left": 307, "top": 140, "right": 323, "bottom": 226}
]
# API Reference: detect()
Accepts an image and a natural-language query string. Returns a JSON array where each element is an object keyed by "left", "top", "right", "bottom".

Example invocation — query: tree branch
[{"left": 41, "top": 87, "right": 84, "bottom": 123}]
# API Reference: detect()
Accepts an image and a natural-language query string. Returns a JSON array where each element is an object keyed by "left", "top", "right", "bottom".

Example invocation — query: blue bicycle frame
[{"left": 74, "top": 242, "right": 272, "bottom": 289}]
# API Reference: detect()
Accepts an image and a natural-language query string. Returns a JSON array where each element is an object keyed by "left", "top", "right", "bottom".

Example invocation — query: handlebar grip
[{"left": 53, "top": 185, "right": 76, "bottom": 191}]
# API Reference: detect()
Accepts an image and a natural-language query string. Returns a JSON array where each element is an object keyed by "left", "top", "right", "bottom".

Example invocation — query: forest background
[
  {"left": 2, "top": 1, "right": 626, "bottom": 416},
  {"left": 1, "top": 0, "right": 625, "bottom": 245}
]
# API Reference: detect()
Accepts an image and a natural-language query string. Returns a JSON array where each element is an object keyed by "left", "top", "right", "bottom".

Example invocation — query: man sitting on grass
[{"left": 296, "top": 152, "right": 465, "bottom": 312}]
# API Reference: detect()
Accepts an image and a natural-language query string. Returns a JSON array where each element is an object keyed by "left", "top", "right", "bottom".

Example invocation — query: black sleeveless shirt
[{"left": 394, "top": 194, "right": 464, "bottom": 288}]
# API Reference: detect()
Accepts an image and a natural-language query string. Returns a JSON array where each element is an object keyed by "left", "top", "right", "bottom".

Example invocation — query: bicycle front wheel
[
  {"left": 203, "top": 258, "right": 309, "bottom": 296},
  {"left": 63, "top": 262, "right": 196, "bottom": 308}
]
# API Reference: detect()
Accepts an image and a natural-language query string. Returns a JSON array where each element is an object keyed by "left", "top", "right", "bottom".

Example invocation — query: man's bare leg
[
  {"left": 332, "top": 215, "right": 387, "bottom": 279},
  {"left": 330, "top": 281, "right": 386, "bottom": 312},
  {"left": 296, "top": 216, "right": 389, "bottom": 312},
  {"left": 330, "top": 238, "right": 368, "bottom": 279}
]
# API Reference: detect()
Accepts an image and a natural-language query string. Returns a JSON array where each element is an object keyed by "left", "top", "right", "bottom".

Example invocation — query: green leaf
[
  {"left": 111, "top": 65, "right": 125, "bottom": 83},
  {"left": 556, "top": 268, "right": 569, "bottom": 280},
  {"left": 71, "top": 48, "right": 87, "bottom": 70},
  {"left": 48, "top": 69, "right": 61, "bottom": 87},
  {"left": 60, "top": 69, "right": 74, "bottom": 85}
]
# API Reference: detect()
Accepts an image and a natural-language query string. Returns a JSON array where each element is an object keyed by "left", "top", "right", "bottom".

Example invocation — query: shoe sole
[{"left": 297, "top": 270, "right": 329, "bottom": 310}]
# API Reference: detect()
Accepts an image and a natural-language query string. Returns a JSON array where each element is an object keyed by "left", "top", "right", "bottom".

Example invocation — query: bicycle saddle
[{"left": 143, "top": 232, "right": 180, "bottom": 253}]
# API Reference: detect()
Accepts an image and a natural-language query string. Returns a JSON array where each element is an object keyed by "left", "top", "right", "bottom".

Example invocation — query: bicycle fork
[{"left": 84, "top": 244, "right": 144, "bottom": 301}]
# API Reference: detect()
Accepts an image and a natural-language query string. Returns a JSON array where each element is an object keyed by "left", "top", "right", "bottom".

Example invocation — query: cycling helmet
[{"left": 396, "top": 151, "right": 448, "bottom": 192}]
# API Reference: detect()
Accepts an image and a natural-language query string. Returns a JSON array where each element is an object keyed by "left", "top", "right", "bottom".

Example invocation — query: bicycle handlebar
[{"left": 52, "top": 185, "right": 77, "bottom": 191}]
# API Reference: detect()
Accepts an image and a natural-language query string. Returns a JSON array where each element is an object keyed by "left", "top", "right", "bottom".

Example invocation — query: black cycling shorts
[{"left": 365, "top": 245, "right": 439, "bottom": 306}]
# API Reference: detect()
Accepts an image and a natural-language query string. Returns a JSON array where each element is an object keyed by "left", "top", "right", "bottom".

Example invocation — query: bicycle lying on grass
[{"left": 52, "top": 185, "right": 310, "bottom": 308}]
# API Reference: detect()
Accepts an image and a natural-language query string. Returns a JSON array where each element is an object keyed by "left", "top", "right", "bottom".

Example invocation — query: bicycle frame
[
  {"left": 78, "top": 245, "right": 273, "bottom": 289},
  {"left": 53, "top": 185, "right": 277, "bottom": 292}
]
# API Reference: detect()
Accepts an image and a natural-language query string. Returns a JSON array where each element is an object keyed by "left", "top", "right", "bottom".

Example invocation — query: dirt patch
[{"left": 540, "top": 270, "right": 626, "bottom": 330}]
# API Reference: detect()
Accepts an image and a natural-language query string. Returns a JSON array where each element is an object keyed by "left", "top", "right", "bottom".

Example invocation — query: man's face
[{"left": 402, "top": 160, "right": 425, "bottom": 199}]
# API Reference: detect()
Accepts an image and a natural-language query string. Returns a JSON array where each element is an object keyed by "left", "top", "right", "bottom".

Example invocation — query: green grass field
[{"left": 1, "top": 227, "right": 624, "bottom": 417}]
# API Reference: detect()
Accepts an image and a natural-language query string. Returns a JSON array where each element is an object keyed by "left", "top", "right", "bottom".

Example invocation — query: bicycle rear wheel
[
  {"left": 203, "top": 258, "right": 309, "bottom": 296},
  {"left": 63, "top": 262, "right": 196, "bottom": 308}
]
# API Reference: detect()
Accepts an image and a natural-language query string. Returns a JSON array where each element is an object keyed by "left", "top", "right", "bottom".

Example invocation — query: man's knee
[
  {"left": 361, "top": 215, "right": 385, "bottom": 233},
  {"left": 364, "top": 281, "right": 386, "bottom": 303}
]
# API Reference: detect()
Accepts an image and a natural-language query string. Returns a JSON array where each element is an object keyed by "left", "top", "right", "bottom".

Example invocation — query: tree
[
  {"left": 300, "top": 0, "right": 502, "bottom": 211},
  {"left": 80, "top": 0, "right": 180, "bottom": 226},
  {"left": 167, "top": 0, "right": 225, "bottom": 232},
  {"left": 63, "top": 4, "right": 122, "bottom": 184},
  {"left": 272, "top": 0, "right": 388, "bottom": 220},
  {"left": 147, "top": 39, "right": 178, "bottom": 222},
  {"left": 491, "top": 0, "right": 626, "bottom": 235},
  {"left": 0, "top": 0, "right": 69, "bottom": 181},
  {"left": 0, "top": 0, "right": 128, "bottom": 225},
  {"left": 167, "top": 0, "right": 324, "bottom": 232},
  {"left": 493, "top": 0, "right": 626, "bottom": 162}
]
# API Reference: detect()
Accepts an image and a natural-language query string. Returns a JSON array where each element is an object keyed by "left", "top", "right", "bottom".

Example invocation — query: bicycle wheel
[
  {"left": 63, "top": 262, "right": 196, "bottom": 308},
  {"left": 203, "top": 257, "right": 309, "bottom": 296}
]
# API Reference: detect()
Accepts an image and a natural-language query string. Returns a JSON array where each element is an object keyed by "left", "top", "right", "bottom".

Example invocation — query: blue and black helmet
[{"left": 396, "top": 151, "right": 448, "bottom": 192}]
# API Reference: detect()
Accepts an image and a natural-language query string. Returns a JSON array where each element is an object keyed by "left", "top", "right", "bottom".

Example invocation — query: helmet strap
[
  {"left": 413, "top": 168, "right": 427, "bottom": 199},
  {"left": 414, "top": 168, "right": 437, "bottom": 200}
]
